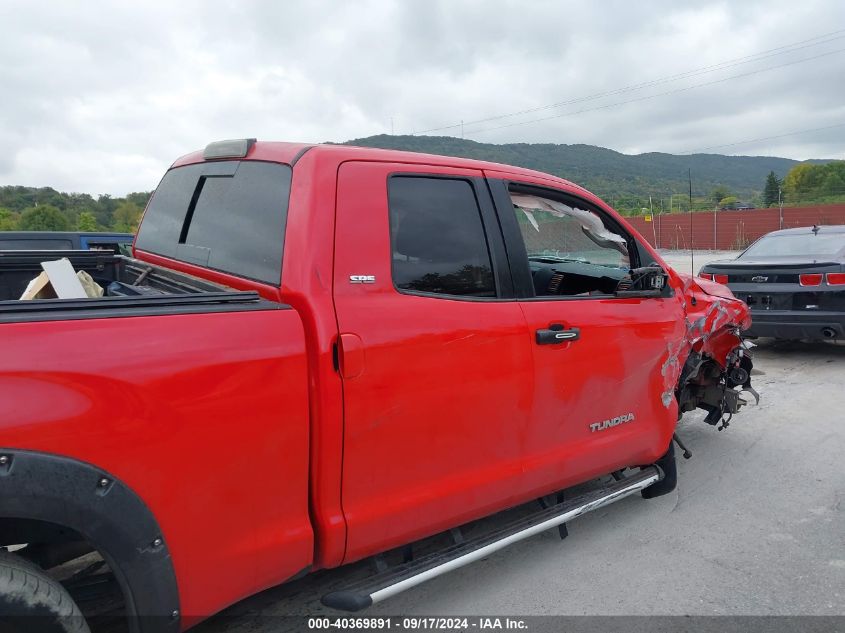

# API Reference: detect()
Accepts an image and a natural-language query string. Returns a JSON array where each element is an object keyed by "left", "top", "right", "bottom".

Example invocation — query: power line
[
  {"left": 466, "top": 47, "right": 845, "bottom": 135},
  {"left": 681, "top": 123, "right": 845, "bottom": 154},
  {"left": 414, "top": 28, "right": 845, "bottom": 135}
]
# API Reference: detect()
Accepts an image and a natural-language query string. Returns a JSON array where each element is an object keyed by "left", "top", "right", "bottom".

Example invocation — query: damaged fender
[{"left": 663, "top": 273, "right": 757, "bottom": 427}]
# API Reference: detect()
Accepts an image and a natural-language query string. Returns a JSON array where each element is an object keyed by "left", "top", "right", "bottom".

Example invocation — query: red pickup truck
[{"left": 0, "top": 139, "right": 756, "bottom": 632}]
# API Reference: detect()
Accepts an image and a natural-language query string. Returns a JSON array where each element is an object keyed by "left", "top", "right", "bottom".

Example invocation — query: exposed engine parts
[{"left": 675, "top": 343, "right": 759, "bottom": 432}]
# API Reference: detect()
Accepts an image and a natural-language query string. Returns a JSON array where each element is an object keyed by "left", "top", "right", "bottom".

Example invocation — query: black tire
[{"left": 0, "top": 551, "right": 90, "bottom": 633}]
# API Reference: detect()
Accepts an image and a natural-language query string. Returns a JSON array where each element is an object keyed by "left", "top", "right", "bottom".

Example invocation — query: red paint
[
  {"left": 677, "top": 274, "right": 751, "bottom": 365},
  {"left": 333, "top": 161, "right": 534, "bottom": 561},
  {"left": 0, "top": 311, "right": 312, "bottom": 621},
  {"left": 2, "top": 141, "right": 751, "bottom": 626},
  {"left": 337, "top": 333, "right": 365, "bottom": 379}
]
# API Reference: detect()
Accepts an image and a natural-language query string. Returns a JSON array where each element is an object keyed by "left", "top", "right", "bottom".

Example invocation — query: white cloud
[{"left": 0, "top": 0, "right": 843, "bottom": 194}]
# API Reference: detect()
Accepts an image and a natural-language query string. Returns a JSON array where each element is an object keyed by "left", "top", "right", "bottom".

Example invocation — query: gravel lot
[{"left": 196, "top": 251, "right": 843, "bottom": 629}]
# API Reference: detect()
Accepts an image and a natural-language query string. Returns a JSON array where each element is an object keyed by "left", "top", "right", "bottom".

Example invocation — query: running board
[{"left": 322, "top": 467, "right": 660, "bottom": 611}]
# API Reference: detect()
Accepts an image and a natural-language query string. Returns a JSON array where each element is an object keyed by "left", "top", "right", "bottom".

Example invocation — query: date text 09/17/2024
[{"left": 307, "top": 617, "right": 528, "bottom": 630}]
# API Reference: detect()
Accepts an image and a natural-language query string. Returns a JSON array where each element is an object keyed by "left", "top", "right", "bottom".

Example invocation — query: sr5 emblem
[{"left": 349, "top": 275, "right": 376, "bottom": 284}]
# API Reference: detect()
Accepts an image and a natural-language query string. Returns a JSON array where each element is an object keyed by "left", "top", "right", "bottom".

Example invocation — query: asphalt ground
[{"left": 195, "top": 251, "right": 844, "bottom": 631}]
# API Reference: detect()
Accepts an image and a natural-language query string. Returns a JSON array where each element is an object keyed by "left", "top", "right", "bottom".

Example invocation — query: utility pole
[
  {"left": 713, "top": 203, "right": 718, "bottom": 251},
  {"left": 649, "top": 196, "right": 657, "bottom": 248},
  {"left": 657, "top": 198, "right": 663, "bottom": 249},
  {"left": 778, "top": 186, "right": 784, "bottom": 229},
  {"left": 688, "top": 169, "right": 694, "bottom": 275}
]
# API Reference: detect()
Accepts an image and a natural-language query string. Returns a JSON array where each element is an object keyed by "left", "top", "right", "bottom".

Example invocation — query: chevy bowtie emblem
[{"left": 751, "top": 276, "right": 768, "bottom": 282}]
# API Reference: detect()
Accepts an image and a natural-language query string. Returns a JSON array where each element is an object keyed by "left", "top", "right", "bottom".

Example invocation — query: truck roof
[{"left": 171, "top": 140, "right": 589, "bottom": 194}]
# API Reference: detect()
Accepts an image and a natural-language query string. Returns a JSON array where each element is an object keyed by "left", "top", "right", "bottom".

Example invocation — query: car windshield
[{"left": 741, "top": 232, "right": 845, "bottom": 258}]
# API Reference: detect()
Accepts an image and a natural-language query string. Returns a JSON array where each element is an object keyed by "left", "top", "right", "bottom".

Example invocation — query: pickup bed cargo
[{"left": 0, "top": 139, "right": 756, "bottom": 632}]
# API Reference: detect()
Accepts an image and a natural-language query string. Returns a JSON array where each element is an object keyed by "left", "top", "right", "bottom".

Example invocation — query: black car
[
  {"left": 699, "top": 225, "right": 845, "bottom": 340},
  {"left": 718, "top": 201, "right": 755, "bottom": 211}
]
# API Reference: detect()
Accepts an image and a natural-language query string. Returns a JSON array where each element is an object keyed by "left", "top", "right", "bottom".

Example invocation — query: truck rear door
[{"left": 332, "top": 162, "right": 533, "bottom": 562}]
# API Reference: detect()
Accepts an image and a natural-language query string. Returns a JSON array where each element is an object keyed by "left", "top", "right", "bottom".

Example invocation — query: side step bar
[{"left": 322, "top": 467, "right": 660, "bottom": 611}]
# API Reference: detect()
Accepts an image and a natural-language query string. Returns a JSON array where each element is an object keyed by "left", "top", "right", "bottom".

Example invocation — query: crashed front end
[{"left": 667, "top": 274, "right": 758, "bottom": 431}]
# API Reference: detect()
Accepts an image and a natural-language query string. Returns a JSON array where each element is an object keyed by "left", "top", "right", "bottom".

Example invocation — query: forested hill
[
  {"left": 1, "top": 136, "right": 841, "bottom": 232},
  {"left": 343, "top": 134, "right": 835, "bottom": 211}
]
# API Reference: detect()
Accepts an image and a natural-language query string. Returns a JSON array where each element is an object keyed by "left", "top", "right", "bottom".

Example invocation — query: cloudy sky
[{"left": 1, "top": 0, "right": 844, "bottom": 195}]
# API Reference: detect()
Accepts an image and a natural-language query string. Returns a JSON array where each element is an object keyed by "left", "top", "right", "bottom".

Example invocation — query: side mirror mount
[{"left": 616, "top": 265, "right": 669, "bottom": 297}]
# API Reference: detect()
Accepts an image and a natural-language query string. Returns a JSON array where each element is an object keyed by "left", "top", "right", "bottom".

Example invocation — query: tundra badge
[{"left": 589, "top": 412, "right": 635, "bottom": 433}]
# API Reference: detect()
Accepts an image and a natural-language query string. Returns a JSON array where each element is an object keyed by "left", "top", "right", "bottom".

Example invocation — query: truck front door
[
  {"left": 486, "top": 173, "right": 687, "bottom": 496},
  {"left": 333, "top": 162, "right": 533, "bottom": 562}
]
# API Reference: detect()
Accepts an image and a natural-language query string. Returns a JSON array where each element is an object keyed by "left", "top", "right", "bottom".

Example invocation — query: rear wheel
[{"left": 0, "top": 551, "right": 90, "bottom": 633}]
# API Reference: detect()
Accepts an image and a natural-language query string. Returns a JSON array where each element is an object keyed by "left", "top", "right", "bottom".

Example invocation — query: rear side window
[
  {"left": 135, "top": 161, "right": 291, "bottom": 284},
  {"left": 388, "top": 177, "right": 495, "bottom": 297}
]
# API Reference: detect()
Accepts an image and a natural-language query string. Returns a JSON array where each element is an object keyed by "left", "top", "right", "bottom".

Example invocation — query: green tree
[
  {"left": 762, "top": 171, "right": 781, "bottom": 208},
  {"left": 111, "top": 201, "right": 143, "bottom": 233},
  {"left": 125, "top": 192, "right": 152, "bottom": 208},
  {"left": 718, "top": 196, "right": 738, "bottom": 209},
  {"left": 782, "top": 163, "right": 820, "bottom": 203},
  {"left": 0, "top": 208, "right": 20, "bottom": 230},
  {"left": 94, "top": 194, "right": 118, "bottom": 228},
  {"left": 76, "top": 210, "right": 98, "bottom": 231},
  {"left": 18, "top": 205, "right": 70, "bottom": 231},
  {"left": 781, "top": 162, "right": 845, "bottom": 203},
  {"left": 819, "top": 167, "right": 845, "bottom": 198},
  {"left": 709, "top": 186, "right": 731, "bottom": 205}
]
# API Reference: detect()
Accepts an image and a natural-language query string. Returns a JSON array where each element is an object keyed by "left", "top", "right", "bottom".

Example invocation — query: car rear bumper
[{"left": 746, "top": 310, "right": 844, "bottom": 339}]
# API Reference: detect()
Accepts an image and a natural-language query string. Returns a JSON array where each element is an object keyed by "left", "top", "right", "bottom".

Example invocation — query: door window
[
  {"left": 387, "top": 176, "right": 496, "bottom": 297},
  {"left": 509, "top": 188, "right": 633, "bottom": 297}
]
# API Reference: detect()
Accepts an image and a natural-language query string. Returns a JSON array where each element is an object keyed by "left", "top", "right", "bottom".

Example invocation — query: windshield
[{"left": 741, "top": 232, "right": 844, "bottom": 258}]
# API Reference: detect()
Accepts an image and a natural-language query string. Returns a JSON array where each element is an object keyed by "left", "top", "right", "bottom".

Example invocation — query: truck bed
[
  {"left": 0, "top": 248, "right": 314, "bottom": 616},
  {"left": 0, "top": 250, "right": 273, "bottom": 322}
]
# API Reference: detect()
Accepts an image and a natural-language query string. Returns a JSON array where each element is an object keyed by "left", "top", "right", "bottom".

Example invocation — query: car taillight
[
  {"left": 799, "top": 273, "right": 823, "bottom": 286},
  {"left": 713, "top": 274, "right": 729, "bottom": 284},
  {"left": 699, "top": 273, "right": 714, "bottom": 281},
  {"left": 827, "top": 273, "right": 845, "bottom": 285}
]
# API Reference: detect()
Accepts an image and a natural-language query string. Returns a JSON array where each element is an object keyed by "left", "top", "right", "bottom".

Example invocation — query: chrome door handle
[{"left": 536, "top": 325, "right": 580, "bottom": 345}]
